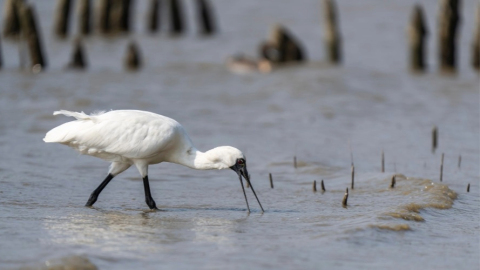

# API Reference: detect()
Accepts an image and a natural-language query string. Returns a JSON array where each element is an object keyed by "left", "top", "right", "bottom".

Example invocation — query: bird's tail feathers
[{"left": 53, "top": 110, "right": 92, "bottom": 120}]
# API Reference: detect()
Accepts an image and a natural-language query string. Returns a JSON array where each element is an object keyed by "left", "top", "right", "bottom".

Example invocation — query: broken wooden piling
[
  {"left": 472, "top": 4, "right": 480, "bottom": 70},
  {"left": 169, "top": 0, "right": 185, "bottom": 35},
  {"left": 195, "top": 0, "right": 216, "bottom": 35},
  {"left": 438, "top": 0, "right": 461, "bottom": 72},
  {"left": 261, "top": 24, "right": 305, "bottom": 63},
  {"left": 408, "top": 4, "right": 428, "bottom": 71},
  {"left": 269, "top": 173, "right": 274, "bottom": 189},
  {"left": 390, "top": 175, "right": 396, "bottom": 188},
  {"left": 53, "top": 0, "right": 72, "bottom": 37},
  {"left": 313, "top": 180, "right": 317, "bottom": 192},
  {"left": 342, "top": 188, "right": 348, "bottom": 207},
  {"left": 440, "top": 153, "right": 444, "bottom": 182},
  {"left": 77, "top": 0, "right": 92, "bottom": 35},
  {"left": 19, "top": 4, "right": 47, "bottom": 71},
  {"left": 323, "top": 0, "right": 341, "bottom": 64},
  {"left": 321, "top": 180, "right": 326, "bottom": 192},
  {"left": 97, "top": 0, "right": 112, "bottom": 34},
  {"left": 124, "top": 42, "right": 141, "bottom": 70},
  {"left": 467, "top": 183, "right": 470, "bottom": 192},
  {"left": 67, "top": 38, "right": 87, "bottom": 69},
  {"left": 3, "top": 0, "right": 23, "bottom": 38},
  {"left": 381, "top": 150, "right": 385, "bottom": 173},
  {"left": 351, "top": 165, "right": 354, "bottom": 189},
  {"left": 147, "top": 0, "right": 160, "bottom": 33},
  {"left": 432, "top": 126, "right": 438, "bottom": 153}
]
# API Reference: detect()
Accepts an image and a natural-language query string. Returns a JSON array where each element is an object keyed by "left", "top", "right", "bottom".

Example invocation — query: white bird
[{"left": 44, "top": 110, "right": 264, "bottom": 212}]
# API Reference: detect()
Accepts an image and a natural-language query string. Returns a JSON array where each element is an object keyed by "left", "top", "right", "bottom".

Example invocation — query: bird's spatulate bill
[
  {"left": 238, "top": 174, "right": 251, "bottom": 212},
  {"left": 244, "top": 177, "right": 265, "bottom": 212}
]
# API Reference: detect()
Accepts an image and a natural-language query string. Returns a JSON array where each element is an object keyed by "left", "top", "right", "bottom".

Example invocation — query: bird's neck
[{"left": 177, "top": 148, "right": 226, "bottom": 170}]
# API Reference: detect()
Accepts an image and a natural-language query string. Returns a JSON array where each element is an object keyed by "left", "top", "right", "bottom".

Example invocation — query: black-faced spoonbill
[{"left": 43, "top": 110, "right": 264, "bottom": 212}]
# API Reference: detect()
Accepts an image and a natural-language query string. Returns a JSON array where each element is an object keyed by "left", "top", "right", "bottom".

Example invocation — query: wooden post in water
[
  {"left": 408, "top": 4, "right": 428, "bottom": 71},
  {"left": 313, "top": 180, "right": 317, "bottom": 192},
  {"left": 342, "top": 188, "right": 348, "bottom": 207},
  {"left": 440, "top": 153, "right": 445, "bottom": 182},
  {"left": 3, "top": 0, "right": 23, "bottom": 38},
  {"left": 321, "top": 180, "right": 326, "bottom": 192},
  {"left": 351, "top": 164, "right": 354, "bottom": 189},
  {"left": 264, "top": 24, "right": 305, "bottom": 63},
  {"left": 124, "top": 42, "right": 141, "bottom": 70},
  {"left": 432, "top": 126, "right": 438, "bottom": 153},
  {"left": 97, "top": 0, "right": 112, "bottom": 34},
  {"left": 119, "top": 0, "right": 133, "bottom": 32},
  {"left": 438, "top": 0, "right": 461, "bottom": 72},
  {"left": 19, "top": 4, "right": 47, "bottom": 71},
  {"left": 269, "top": 173, "right": 274, "bottom": 189},
  {"left": 472, "top": 4, "right": 480, "bottom": 70},
  {"left": 53, "top": 0, "right": 72, "bottom": 38},
  {"left": 195, "top": 0, "right": 216, "bottom": 35},
  {"left": 390, "top": 175, "right": 396, "bottom": 188},
  {"left": 67, "top": 38, "right": 87, "bottom": 69},
  {"left": 381, "top": 150, "right": 385, "bottom": 173},
  {"left": 77, "top": 0, "right": 92, "bottom": 35},
  {"left": 323, "top": 0, "right": 341, "bottom": 64},
  {"left": 147, "top": 0, "right": 160, "bottom": 33},
  {"left": 0, "top": 37, "right": 3, "bottom": 69},
  {"left": 169, "top": 0, "right": 185, "bottom": 35},
  {"left": 467, "top": 183, "right": 470, "bottom": 192}
]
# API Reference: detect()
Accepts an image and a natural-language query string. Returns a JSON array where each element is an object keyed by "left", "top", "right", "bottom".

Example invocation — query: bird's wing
[{"left": 45, "top": 110, "right": 180, "bottom": 159}]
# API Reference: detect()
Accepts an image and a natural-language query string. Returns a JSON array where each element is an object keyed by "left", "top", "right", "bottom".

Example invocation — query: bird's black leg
[
  {"left": 85, "top": 174, "right": 114, "bottom": 207},
  {"left": 143, "top": 175, "right": 158, "bottom": 210}
]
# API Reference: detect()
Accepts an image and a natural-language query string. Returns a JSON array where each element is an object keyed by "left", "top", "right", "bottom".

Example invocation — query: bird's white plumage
[{"left": 44, "top": 110, "right": 245, "bottom": 177}]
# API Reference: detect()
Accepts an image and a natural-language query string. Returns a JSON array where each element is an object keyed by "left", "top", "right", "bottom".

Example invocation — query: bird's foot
[{"left": 146, "top": 198, "right": 157, "bottom": 210}]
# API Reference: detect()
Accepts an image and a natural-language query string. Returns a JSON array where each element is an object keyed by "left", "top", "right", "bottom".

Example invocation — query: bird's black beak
[{"left": 231, "top": 164, "right": 264, "bottom": 213}]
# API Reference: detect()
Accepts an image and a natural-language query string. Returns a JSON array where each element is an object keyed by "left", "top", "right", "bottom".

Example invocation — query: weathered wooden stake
[
  {"left": 432, "top": 126, "right": 438, "bottom": 153},
  {"left": 438, "top": 0, "right": 461, "bottom": 72},
  {"left": 342, "top": 188, "right": 348, "bottom": 207},
  {"left": 381, "top": 150, "right": 385, "bottom": 173},
  {"left": 351, "top": 164, "right": 354, "bottom": 189},
  {"left": 269, "top": 173, "right": 274, "bottom": 189},
  {"left": 119, "top": 0, "right": 133, "bottom": 32},
  {"left": 321, "top": 180, "right": 326, "bottom": 192},
  {"left": 0, "top": 37, "right": 3, "bottom": 69},
  {"left": 97, "top": 0, "right": 112, "bottom": 34},
  {"left": 53, "top": 0, "right": 72, "bottom": 37},
  {"left": 124, "top": 42, "right": 141, "bottom": 70},
  {"left": 19, "top": 4, "right": 47, "bottom": 71},
  {"left": 440, "top": 153, "right": 444, "bottom": 182},
  {"left": 147, "top": 0, "right": 160, "bottom": 33},
  {"left": 390, "top": 175, "right": 396, "bottom": 188},
  {"left": 261, "top": 25, "right": 305, "bottom": 63},
  {"left": 312, "top": 180, "right": 317, "bottom": 192},
  {"left": 195, "top": 0, "right": 216, "bottom": 35},
  {"left": 77, "top": 0, "right": 92, "bottom": 35},
  {"left": 458, "top": 155, "right": 461, "bottom": 169},
  {"left": 67, "top": 38, "right": 87, "bottom": 69},
  {"left": 323, "top": 0, "right": 341, "bottom": 63},
  {"left": 3, "top": 0, "right": 23, "bottom": 38},
  {"left": 294, "top": 156, "right": 297, "bottom": 169},
  {"left": 169, "top": 0, "right": 185, "bottom": 34},
  {"left": 467, "top": 183, "right": 470, "bottom": 192},
  {"left": 408, "top": 4, "right": 428, "bottom": 71},
  {"left": 472, "top": 4, "right": 480, "bottom": 70}
]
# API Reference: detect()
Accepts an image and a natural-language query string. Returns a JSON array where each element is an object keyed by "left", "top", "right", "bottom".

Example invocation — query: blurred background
[{"left": 0, "top": 0, "right": 478, "bottom": 269}]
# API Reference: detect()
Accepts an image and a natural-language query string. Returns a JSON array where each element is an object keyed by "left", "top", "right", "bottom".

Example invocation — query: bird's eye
[{"left": 237, "top": 159, "right": 245, "bottom": 166}]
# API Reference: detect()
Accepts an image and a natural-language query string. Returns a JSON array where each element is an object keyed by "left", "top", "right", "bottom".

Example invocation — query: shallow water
[{"left": 0, "top": 0, "right": 479, "bottom": 269}]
